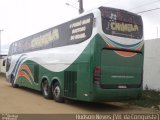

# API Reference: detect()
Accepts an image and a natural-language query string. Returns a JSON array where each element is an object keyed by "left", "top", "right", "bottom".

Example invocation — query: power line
[
  {"left": 130, "top": 0, "right": 160, "bottom": 11},
  {"left": 66, "top": 0, "right": 79, "bottom": 10},
  {"left": 103, "top": 0, "right": 119, "bottom": 4},
  {"left": 109, "top": 0, "right": 122, "bottom": 4},
  {"left": 136, "top": 7, "right": 160, "bottom": 14},
  {"left": 66, "top": 0, "right": 84, "bottom": 14},
  {"left": 72, "top": 0, "right": 78, "bottom": 6},
  {"left": 96, "top": 0, "right": 120, "bottom": 7},
  {"left": 66, "top": 3, "right": 78, "bottom": 9}
]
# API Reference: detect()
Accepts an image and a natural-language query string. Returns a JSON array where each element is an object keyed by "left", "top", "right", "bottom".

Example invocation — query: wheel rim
[
  {"left": 43, "top": 82, "right": 48, "bottom": 96},
  {"left": 53, "top": 86, "right": 60, "bottom": 98}
]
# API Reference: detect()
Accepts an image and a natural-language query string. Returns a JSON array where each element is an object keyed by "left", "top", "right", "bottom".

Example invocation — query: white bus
[{"left": 6, "top": 7, "right": 144, "bottom": 102}]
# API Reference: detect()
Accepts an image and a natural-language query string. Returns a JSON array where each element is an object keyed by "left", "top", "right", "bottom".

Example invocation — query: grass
[
  {"left": 127, "top": 90, "right": 160, "bottom": 110},
  {"left": 0, "top": 74, "right": 159, "bottom": 110},
  {"left": 0, "top": 73, "right": 6, "bottom": 78}
]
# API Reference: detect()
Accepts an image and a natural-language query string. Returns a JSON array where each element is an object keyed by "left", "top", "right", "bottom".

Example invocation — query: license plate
[{"left": 118, "top": 85, "right": 127, "bottom": 89}]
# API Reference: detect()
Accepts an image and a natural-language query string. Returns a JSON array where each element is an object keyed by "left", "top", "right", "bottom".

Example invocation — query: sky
[{"left": 0, "top": 0, "right": 160, "bottom": 54}]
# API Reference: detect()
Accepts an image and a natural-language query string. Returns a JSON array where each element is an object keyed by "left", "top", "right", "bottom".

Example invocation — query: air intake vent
[{"left": 64, "top": 71, "right": 77, "bottom": 98}]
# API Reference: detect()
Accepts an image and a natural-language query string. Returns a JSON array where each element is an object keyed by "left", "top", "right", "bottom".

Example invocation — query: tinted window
[
  {"left": 8, "top": 13, "right": 94, "bottom": 55},
  {"left": 99, "top": 7, "right": 143, "bottom": 39}
]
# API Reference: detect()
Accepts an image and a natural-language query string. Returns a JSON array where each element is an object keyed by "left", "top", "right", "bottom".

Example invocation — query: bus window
[{"left": 99, "top": 7, "right": 143, "bottom": 39}]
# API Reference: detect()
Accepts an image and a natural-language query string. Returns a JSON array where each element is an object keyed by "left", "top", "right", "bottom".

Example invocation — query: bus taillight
[{"left": 93, "top": 66, "right": 101, "bottom": 84}]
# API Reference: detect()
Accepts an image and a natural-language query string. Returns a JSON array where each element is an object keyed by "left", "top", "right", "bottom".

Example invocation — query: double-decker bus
[{"left": 6, "top": 7, "right": 144, "bottom": 102}]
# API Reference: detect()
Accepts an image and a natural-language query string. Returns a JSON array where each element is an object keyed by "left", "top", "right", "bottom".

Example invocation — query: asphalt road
[{"left": 0, "top": 76, "right": 158, "bottom": 114}]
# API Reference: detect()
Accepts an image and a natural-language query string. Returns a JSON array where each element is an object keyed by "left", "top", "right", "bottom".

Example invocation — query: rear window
[{"left": 99, "top": 7, "right": 143, "bottom": 39}]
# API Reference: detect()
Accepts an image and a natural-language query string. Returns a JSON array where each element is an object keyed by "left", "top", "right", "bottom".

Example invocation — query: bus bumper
[{"left": 90, "top": 86, "right": 142, "bottom": 102}]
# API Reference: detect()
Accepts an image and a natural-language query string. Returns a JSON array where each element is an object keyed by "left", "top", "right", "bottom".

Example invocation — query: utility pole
[
  {"left": 66, "top": 0, "right": 84, "bottom": 14},
  {"left": 157, "top": 27, "right": 159, "bottom": 38},
  {"left": 78, "top": 0, "right": 84, "bottom": 14},
  {"left": 0, "top": 29, "right": 3, "bottom": 55}
]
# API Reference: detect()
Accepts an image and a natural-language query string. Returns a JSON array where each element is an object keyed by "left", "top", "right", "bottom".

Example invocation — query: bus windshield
[{"left": 99, "top": 7, "right": 143, "bottom": 39}]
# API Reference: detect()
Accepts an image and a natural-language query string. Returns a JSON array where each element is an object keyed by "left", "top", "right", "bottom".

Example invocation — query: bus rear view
[
  {"left": 6, "top": 6, "right": 144, "bottom": 103},
  {"left": 91, "top": 7, "right": 144, "bottom": 101}
]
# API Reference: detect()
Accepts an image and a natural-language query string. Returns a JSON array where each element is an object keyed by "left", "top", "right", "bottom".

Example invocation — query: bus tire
[
  {"left": 52, "top": 82, "right": 64, "bottom": 103},
  {"left": 42, "top": 80, "right": 52, "bottom": 99},
  {"left": 11, "top": 75, "right": 18, "bottom": 88}
]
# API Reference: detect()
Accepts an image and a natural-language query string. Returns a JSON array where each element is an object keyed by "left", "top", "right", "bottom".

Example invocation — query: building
[
  {"left": 0, "top": 54, "right": 7, "bottom": 73},
  {"left": 144, "top": 38, "right": 160, "bottom": 90}
]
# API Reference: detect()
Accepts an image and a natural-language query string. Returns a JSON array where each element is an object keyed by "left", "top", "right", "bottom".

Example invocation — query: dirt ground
[{"left": 0, "top": 76, "right": 159, "bottom": 114}]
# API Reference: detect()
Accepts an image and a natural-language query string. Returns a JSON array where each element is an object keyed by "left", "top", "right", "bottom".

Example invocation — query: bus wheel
[
  {"left": 42, "top": 80, "right": 52, "bottom": 99},
  {"left": 52, "top": 82, "right": 64, "bottom": 103},
  {"left": 11, "top": 75, "right": 18, "bottom": 88}
]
